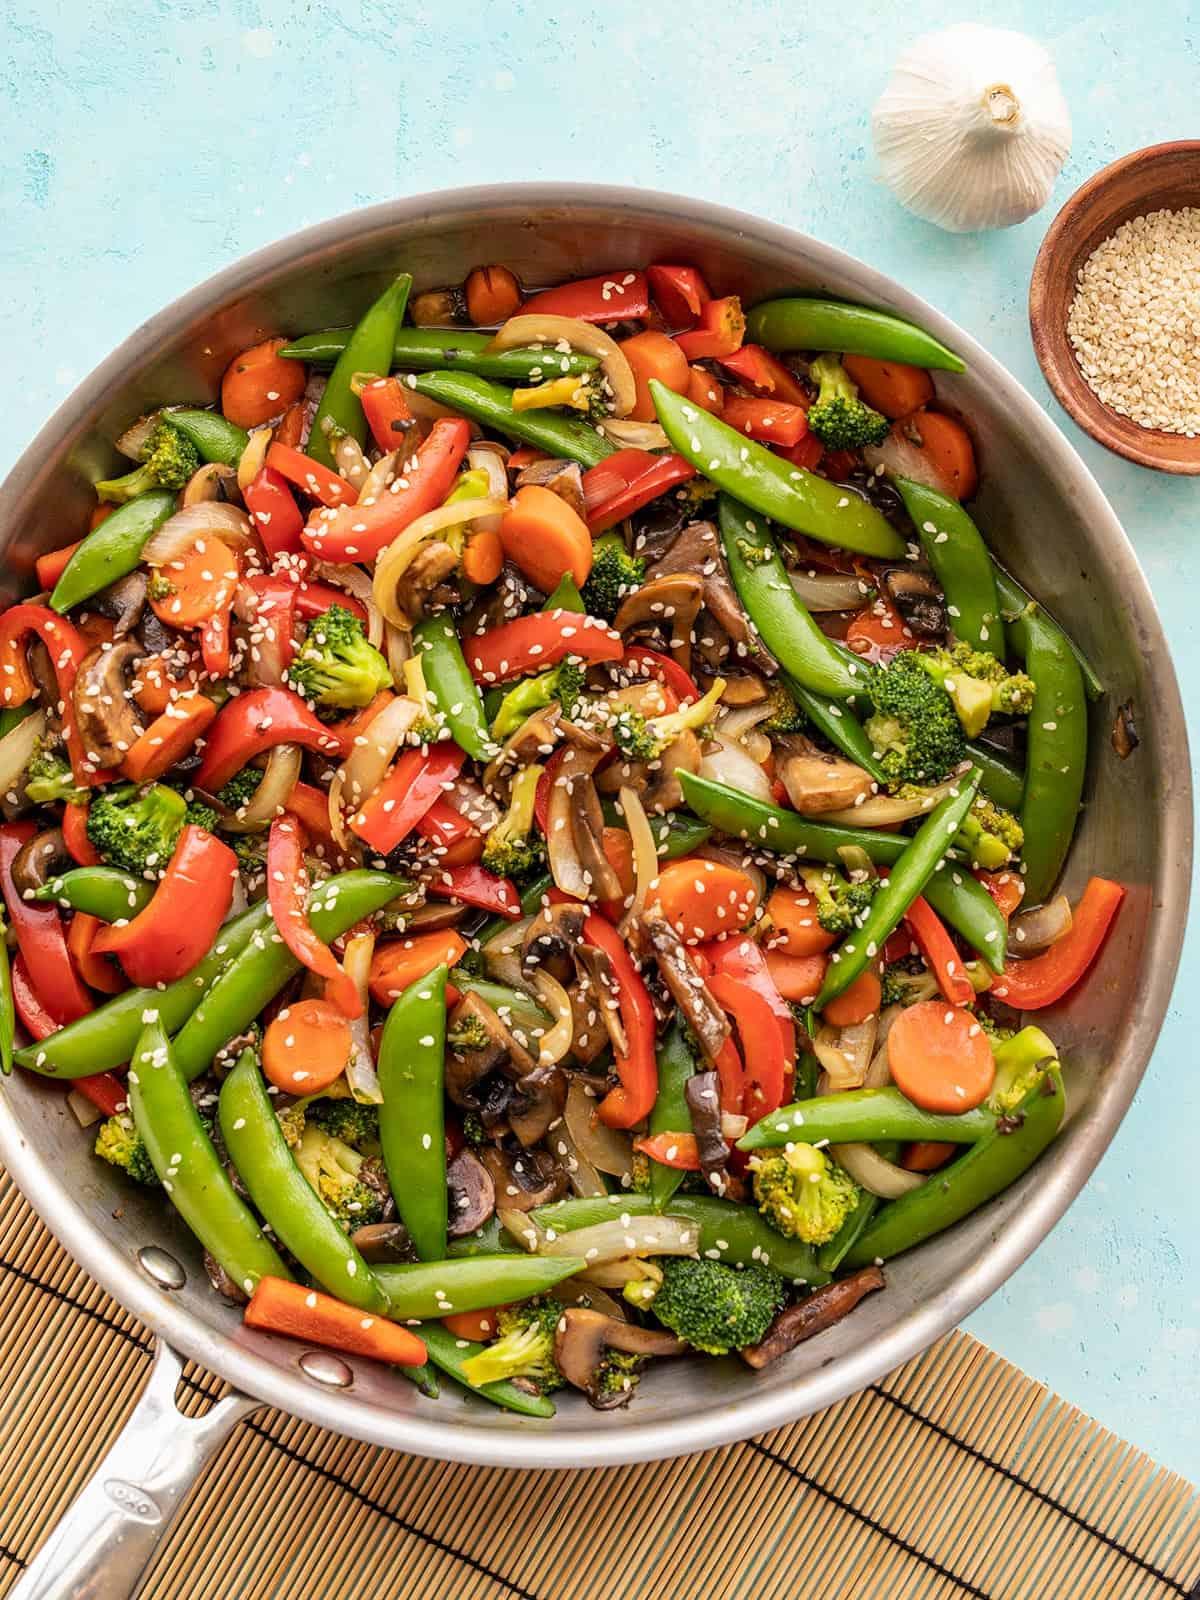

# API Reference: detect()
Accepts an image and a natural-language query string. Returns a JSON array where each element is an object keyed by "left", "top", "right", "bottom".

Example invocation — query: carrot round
[
  {"left": 900, "top": 411, "right": 978, "bottom": 501},
  {"left": 221, "top": 338, "right": 307, "bottom": 429},
  {"left": 499, "top": 484, "right": 593, "bottom": 593},
  {"left": 687, "top": 366, "right": 725, "bottom": 415},
  {"left": 263, "top": 997, "right": 353, "bottom": 1095},
  {"left": 462, "top": 527, "right": 504, "bottom": 586},
  {"left": 131, "top": 654, "right": 186, "bottom": 716},
  {"left": 245, "top": 1277, "right": 427, "bottom": 1368},
  {"left": 887, "top": 999, "right": 995, "bottom": 1113},
  {"left": 123, "top": 692, "right": 217, "bottom": 783},
  {"left": 902, "top": 1140, "right": 957, "bottom": 1173},
  {"left": 763, "top": 949, "right": 828, "bottom": 1003},
  {"left": 149, "top": 538, "right": 239, "bottom": 629},
  {"left": 842, "top": 354, "right": 934, "bottom": 420},
  {"left": 368, "top": 929, "right": 467, "bottom": 1006},
  {"left": 822, "top": 969, "right": 882, "bottom": 1028},
  {"left": 766, "top": 885, "right": 836, "bottom": 957},
  {"left": 464, "top": 265, "right": 523, "bottom": 326},
  {"left": 620, "top": 331, "right": 689, "bottom": 421},
  {"left": 442, "top": 1307, "right": 503, "bottom": 1341},
  {"left": 649, "top": 857, "right": 760, "bottom": 944}
]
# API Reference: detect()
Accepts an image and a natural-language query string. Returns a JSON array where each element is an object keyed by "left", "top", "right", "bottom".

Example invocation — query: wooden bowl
[{"left": 1029, "top": 140, "right": 1200, "bottom": 473}]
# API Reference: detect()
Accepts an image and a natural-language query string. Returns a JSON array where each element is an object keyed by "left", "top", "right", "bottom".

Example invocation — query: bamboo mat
[{"left": 2, "top": 1170, "right": 1198, "bottom": 1600}]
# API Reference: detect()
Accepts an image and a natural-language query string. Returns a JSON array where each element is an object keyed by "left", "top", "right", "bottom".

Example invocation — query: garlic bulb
[{"left": 872, "top": 24, "right": 1071, "bottom": 233}]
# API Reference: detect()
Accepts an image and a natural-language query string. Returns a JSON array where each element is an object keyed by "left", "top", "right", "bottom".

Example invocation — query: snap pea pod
[
  {"left": 448, "top": 973, "right": 550, "bottom": 1032},
  {"left": 0, "top": 906, "right": 12, "bottom": 1075},
  {"left": 413, "top": 614, "right": 495, "bottom": 761},
  {"left": 374, "top": 1254, "right": 586, "bottom": 1317},
  {"left": 646, "top": 1020, "right": 696, "bottom": 1210},
  {"left": 14, "top": 900, "right": 275, "bottom": 1078},
  {"left": 844, "top": 1067, "right": 1065, "bottom": 1267},
  {"left": 129, "top": 1020, "right": 287, "bottom": 1294},
  {"left": 654, "top": 386, "right": 905, "bottom": 560},
  {"left": 219, "top": 1050, "right": 388, "bottom": 1314},
  {"left": 542, "top": 574, "right": 586, "bottom": 612},
  {"left": 793, "top": 1050, "right": 821, "bottom": 1102},
  {"left": 34, "top": 866, "right": 153, "bottom": 920},
  {"left": 816, "top": 768, "right": 982, "bottom": 1008},
  {"left": 996, "top": 568, "right": 1103, "bottom": 702},
  {"left": 379, "top": 963, "right": 448, "bottom": 1262},
  {"left": 307, "top": 273, "right": 412, "bottom": 469},
  {"left": 168, "top": 409, "right": 250, "bottom": 467},
  {"left": 416, "top": 1320, "right": 556, "bottom": 1418},
  {"left": 786, "top": 676, "right": 887, "bottom": 783},
  {"left": 0, "top": 704, "right": 34, "bottom": 739},
  {"left": 280, "top": 326, "right": 599, "bottom": 382},
  {"left": 817, "top": 1141, "right": 901, "bottom": 1273},
  {"left": 738, "top": 1087, "right": 993, "bottom": 1151},
  {"left": 49, "top": 491, "right": 176, "bottom": 614},
  {"left": 172, "top": 871, "right": 407, "bottom": 1082},
  {"left": 965, "top": 740, "right": 1025, "bottom": 813},
  {"left": 411, "top": 372, "right": 614, "bottom": 468},
  {"left": 719, "top": 497, "right": 870, "bottom": 697},
  {"left": 745, "top": 297, "right": 965, "bottom": 372},
  {"left": 679, "top": 772, "right": 1008, "bottom": 971},
  {"left": 893, "top": 478, "right": 1000, "bottom": 654},
  {"left": 998, "top": 582, "right": 1088, "bottom": 905}
]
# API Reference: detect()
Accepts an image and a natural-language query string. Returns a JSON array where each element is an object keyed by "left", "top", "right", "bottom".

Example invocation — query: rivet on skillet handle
[{"left": 10, "top": 1341, "right": 260, "bottom": 1600}]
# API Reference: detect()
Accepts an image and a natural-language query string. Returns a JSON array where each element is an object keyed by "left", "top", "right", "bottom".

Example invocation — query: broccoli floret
[
  {"left": 307, "top": 1098, "right": 380, "bottom": 1152},
  {"left": 596, "top": 1349, "right": 647, "bottom": 1401},
  {"left": 917, "top": 642, "right": 1035, "bottom": 737},
  {"left": 801, "top": 866, "right": 878, "bottom": 935},
  {"left": 481, "top": 763, "right": 545, "bottom": 879},
  {"left": 231, "top": 833, "right": 268, "bottom": 875},
  {"left": 448, "top": 1013, "right": 493, "bottom": 1054},
  {"left": 629, "top": 1148, "right": 652, "bottom": 1194},
  {"left": 461, "top": 1110, "right": 487, "bottom": 1147},
  {"left": 976, "top": 1012, "right": 1015, "bottom": 1044},
  {"left": 402, "top": 655, "right": 445, "bottom": 745},
  {"left": 94, "top": 420, "right": 200, "bottom": 505},
  {"left": 94, "top": 1113, "right": 159, "bottom": 1186},
  {"left": 988, "top": 1025, "right": 1059, "bottom": 1115},
  {"left": 957, "top": 794, "right": 1024, "bottom": 870},
  {"left": 217, "top": 766, "right": 264, "bottom": 811},
  {"left": 179, "top": 794, "right": 219, "bottom": 833},
  {"left": 864, "top": 652, "right": 966, "bottom": 788},
  {"left": 459, "top": 1296, "right": 564, "bottom": 1391},
  {"left": 806, "top": 354, "right": 890, "bottom": 451},
  {"left": 276, "top": 1101, "right": 308, "bottom": 1151},
  {"left": 296, "top": 1124, "right": 385, "bottom": 1231},
  {"left": 760, "top": 681, "right": 807, "bottom": 735},
  {"left": 752, "top": 1144, "right": 861, "bottom": 1247},
  {"left": 649, "top": 1256, "right": 785, "bottom": 1355},
  {"left": 491, "top": 660, "right": 585, "bottom": 741},
  {"left": 580, "top": 533, "right": 645, "bottom": 621},
  {"left": 86, "top": 782, "right": 187, "bottom": 876},
  {"left": 880, "top": 953, "right": 938, "bottom": 1008},
  {"left": 613, "top": 676, "right": 726, "bottom": 763},
  {"left": 24, "top": 736, "right": 87, "bottom": 806},
  {"left": 288, "top": 605, "right": 391, "bottom": 712}
]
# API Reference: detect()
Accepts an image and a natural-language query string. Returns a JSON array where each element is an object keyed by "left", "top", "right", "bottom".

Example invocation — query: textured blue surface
[{"left": 1, "top": 0, "right": 1197, "bottom": 1478}]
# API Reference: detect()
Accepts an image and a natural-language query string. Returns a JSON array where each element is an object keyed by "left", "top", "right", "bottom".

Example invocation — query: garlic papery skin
[{"left": 872, "top": 24, "right": 1071, "bottom": 233}]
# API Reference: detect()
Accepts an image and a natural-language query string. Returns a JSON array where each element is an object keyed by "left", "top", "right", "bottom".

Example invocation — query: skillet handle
[{"left": 11, "top": 1340, "right": 260, "bottom": 1600}]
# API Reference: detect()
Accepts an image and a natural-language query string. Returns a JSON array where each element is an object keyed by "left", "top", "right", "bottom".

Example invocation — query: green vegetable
[
  {"left": 760, "top": 680, "right": 808, "bottom": 736},
  {"left": 966, "top": 740, "right": 1025, "bottom": 813},
  {"left": 654, "top": 387, "right": 905, "bottom": 560},
  {"left": 94, "top": 1112, "right": 159, "bottom": 1186},
  {"left": 542, "top": 573, "right": 587, "bottom": 612},
  {"left": 784, "top": 678, "right": 888, "bottom": 784},
  {"left": 481, "top": 764, "right": 545, "bottom": 880},
  {"left": 49, "top": 491, "right": 176, "bottom": 614},
  {"left": 460, "top": 1296, "right": 564, "bottom": 1391},
  {"left": 751, "top": 1143, "right": 861, "bottom": 1246},
  {"left": 216, "top": 766, "right": 264, "bottom": 812},
  {"left": 893, "top": 477, "right": 1000, "bottom": 655},
  {"left": 307, "top": 1097, "right": 380, "bottom": 1150},
  {"left": 738, "top": 1085, "right": 994, "bottom": 1152},
  {"left": 378, "top": 963, "right": 448, "bottom": 1261},
  {"left": 288, "top": 604, "right": 391, "bottom": 711},
  {"left": 24, "top": 736, "right": 87, "bottom": 806},
  {"left": 374, "top": 1256, "right": 586, "bottom": 1319},
  {"left": 415, "top": 1319, "right": 557, "bottom": 1417},
  {"left": 411, "top": 372, "right": 614, "bottom": 468},
  {"left": 307, "top": 273, "right": 412, "bottom": 469},
  {"left": 85, "top": 782, "right": 188, "bottom": 876},
  {"left": 280, "top": 325, "right": 599, "bottom": 383},
  {"left": 646, "top": 1020, "right": 696, "bottom": 1210},
  {"left": 988, "top": 1025, "right": 1059, "bottom": 1115},
  {"left": 816, "top": 1144, "right": 902, "bottom": 1274},
  {"left": 956, "top": 793, "right": 1024, "bottom": 871},
  {"left": 295, "top": 1123, "right": 385, "bottom": 1231},
  {"left": 611, "top": 678, "right": 724, "bottom": 763},
  {"left": 580, "top": 533, "right": 645, "bottom": 621},
  {"left": 649, "top": 1256, "right": 784, "bottom": 1354},
  {"left": 94, "top": 420, "right": 199, "bottom": 504},
  {"left": 864, "top": 653, "right": 966, "bottom": 788},
  {"left": 413, "top": 613, "right": 495, "bottom": 761},
  {"left": 745, "top": 296, "right": 965, "bottom": 371},
  {"left": 916, "top": 641, "right": 1034, "bottom": 737},
  {"left": 801, "top": 865, "right": 878, "bottom": 935},
  {"left": 0, "top": 906, "right": 11, "bottom": 1076},
  {"left": 996, "top": 566, "right": 1104, "bottom": 702},
  {"left": 880, "top": 955, "right": 937, "bottom": 1009},
  {"left": 167, "top": 410, "right": 250, "bottom": 467},
  {"left": 490, "top": 660, "right": 584, "bottom": 741},
  {"left": 806, "top": 353, "right": 889, "bottom": 450}
]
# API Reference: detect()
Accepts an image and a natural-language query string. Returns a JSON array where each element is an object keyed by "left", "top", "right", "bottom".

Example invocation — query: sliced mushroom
[
  {"left": 483, "top": 704, "right": 562, "bottom": 795},
  {"left": 597, "top": 729, "right": 702, "bottom": 815},
  {"left": 447, "top": 1147, "right": 496, "bottom": 1236},
  {"left": 647, "top": 520, "right": 777, "bottom": 673},
  {"left": 775, "top": 735, "right": 874, "bottom": 815},
  {"left": 573, "top": 942, "right": 629, "bottom": 1058},
  {"left": 882, "top": 568, "right": 946, "bottom": 638},
  {"left": 72, "top": 639, "right": 142, "bottom": 770},
  {"left": 522, "top": 901, "right": 588, "bottom": 983},
  {"left": 393, "top": 539, "right": 460, "bottom": 628},
  {"left": 11, "top": 827, "right": 71, "bottom": 897},
  {"left": 445, "top": 992, "right": 538, "bottom": 1108},
  {"left": 554, "top": 1309, "right": 687, "bottom": 1409},
  {"left": 182, "top": 462, "right": 241, "bottom": 507},
  {"left": 685, "top": 1070, "right": 731, "bottom": 1193},
  {"left": 613, "top": 573, "right": 704, "bottom": 673},
  {"left": 351, "top": 1221, "right": 418, "bottom": 1264},
  {"left": 639, "top": 908, "right": 730, "bottom": 1062},
  {"left": 462, "top": 562, "right": 537, "bottom": 636},
  {"left": 570, "top": 769, "right": 623, "bottom": 903},
  {"left": 740, "top": 1267, "right": 886, "bottom": 1369},
  {"left": 567, "top": 981, "right": 610, "bottom": 1067},
  {"left": 515, "top": 457, "right": 587, "bottom": 522},
  {"left": 89, "top": 572, "right": 148, "bottom": 638},
  {"left": 480, "top": 1143, "right": 566, "bottom": 1211},
  {"left": 506, "top": 1063, "right": 567, "bottom": 1148},
  {"left": 718, "top": 673, "right": 770, "bottom": 707}
]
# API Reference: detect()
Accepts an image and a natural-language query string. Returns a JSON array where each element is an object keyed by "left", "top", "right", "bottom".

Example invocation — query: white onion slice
[
  {"left": 530, "top": 1215, "right": 698, "bottom": 1263},
  {"left": 578, "top": 1257, "right": 665, "bottom": 1289},
  {"left": 530, "top": 970, "right": 574, "bottom": 1064},
  {"left": 338, "top": 694, "right": 420, "bottom": 809},
  {"left": 549, "top": 1124, "right": 609, "bottom": 1199},
  {"left": 789, "top": 570, "right": 873, "bottom": 612},
  {"left": 233, "top": 743, "right": 302, "bottom": 830},
  {"left": 467, "top": 442, "right": 510, "bottom": 534},
  {"left": 820, "top": 774, "right": 961, "bottom": 828},
  {"left": 141, "top": 503, "right": 254, "bottom": 567},
  {"left": 486, "top": 313, "right": 636, "bottom": 418},
  {"left": 0, "top": 708, "right": 47, "bottom": 798},
  {"left": 564, "top": 1079, "right": 634, "bottom": 1180},
  {"left": 371, "top": 498, "right": 509, "bottom": 628},
  {"left": 717, "top": 702, "right": 774, "bottom": 742},
  {"left": 865, "top": 421, "right": 957, "bottom": 498},
  {"left": 333, "top": 432, "right": 370, "bottom": 491},
  {"left": 831, "top": 1140, "right": 924, "bottom": 1199},
  {"left": 357, "top": 448, "right": 402, "bottom": 505},
  {"left": 599, "top": 418, "right": 670, "bottom": 450},
  {"left": 545, "top": 745, "right": 598, "bottom": 900},
  {"left": 237, "top": 425, "right": 274, "bottom": 493},
  {"left": 618, "top": 784, "right": 657, "bottom": 930},
  {"left": 342, "top": 929, "right": 384, "bottom": 1103},
  {"left": 384, "top": 622, "right": 411, "bottom": 685},
  {"left": 67, "top": 1090, "right": 107, "bottom": 1127},
  {"left": 814, "top": 1015, "right": 878, "bottom": 1091},
  {"left": 1010, "top": 893, "right": 1072, "bottom": 956},
  {"left": 699, "top": 733, "right": 773, "bottom": 805},
  {"left": 115, "top": 413, "right": 160, "bottom": 461}
]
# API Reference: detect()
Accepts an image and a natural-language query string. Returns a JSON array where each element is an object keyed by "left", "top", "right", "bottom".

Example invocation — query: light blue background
[{"left": 1, "top": 0, "right": 1196, "bottom": 1479}]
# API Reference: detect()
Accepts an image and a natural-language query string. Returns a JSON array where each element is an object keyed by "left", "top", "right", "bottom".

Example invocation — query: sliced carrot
[
  {"left": 887, "top": 999, "right": 995, "bottom": 1113},
  {"left": 842, "top": 354, "right": 934, "bottom": 420},
  {"left": 221, "top": 337, "right": 307, "bottom": 430},
  {"left": 77, "top": 612, "right": 116, "bottom": 649},
  {"left": 68, "top": 912, "right": 126, "bottom": 995},
  {"left": 464, "top": 265, "right": 523, "bottom": 326},
  {"left": 763, "top": 949, "right": 828, "bottom": 1003},
  {"left": 274, "top": 402, "right": 306, "bottom": 449},
  {"left": 462, "top": 526, "right": 504, "bottom": 586},
  {"left": 649, "top": 857, "right": 760, "bottom": 945},
  {"left": 245, "top": 1277, "right": 427, "bottom": 1368},
  {"left": 368, "top": 930, "right": 468, "bottom": 1006},
  {"left": 766, "top": 885, "right": 836, "bottom": 957},
  {"left": 123, "top": 693, "right": 217, "bottom": 783},
  {"left": 822, "top": 969, "right": 882, "bottom": 1028},
  {"left": 442, "top": 1308, "right": 504, "bottom": 1341},
  {"left": 902, "top": 1141, "right": 957, "bottom": 1173},
  {"left": 36, "top": 539, "right": 83, "bottom": 591},
  {"left": 263, "top": 997, "right": 353, "bottom": 1095},
  {"left": 599, "top": 825, "right": 636, "bottom": 921},
  {"left": 620, "top": 331, "right": 689, "bottom": 422},
  {"left": 131, "top": 653, "right": 190, "bottom": 716},
  {"left": 897, "top": 410, "right": 978, "bottom": 501},
  {"left": 499, "top": 484, "right": 593, "bottom": 593},
  {"left": 687, "top": 365, "right": 725, "bottom": 415},
  {"left": 148, "top": 537, "right": 239, "bottom": 629},
  {"left": 62, "top": 802, "right": 100, "bottom": 866},
  {"left": 845, "top": 597, "right": 912, "bottom": 664}
]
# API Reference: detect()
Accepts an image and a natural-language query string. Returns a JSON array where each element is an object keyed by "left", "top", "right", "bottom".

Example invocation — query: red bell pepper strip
[
  {"left": 991, "top": 878, "right": 1125, "bottom": 1011},
  {"left": 267, "top": 813, "right": 360, "bottom": 1018},
  {"left": 703, "top": 935, "right": 796, "bottom": 1082},
  {"left": 351, "top": 742, "right": 466, "bottom": 857},
  {"left": 520, "top": 272, "right": 650, "bottom": 324},
  {"left": 10, "top": 953, "right": 122, "bottom": 1117},
  {"left": 721, "top": 395, "right": 810, "bottom": 449},
  {"left": 903, "top": 894, "right": 975, "bottom": 1008},
  {"left": 193, "top": 687, "right": 347, "bottom": 792},
  {"left": 416, "top": 797, "right": 478, "bottom": 850},
  {"left": 62, "top": 803, "right": 100, "bottom": 866},
  {"left": 292, "top": 579, "right": 367, "bottom": 624},
  {"left": 242, "top": 574, "right": 300, "bottom": 671},
  {"left": 359, "top": 376, "right": 416, "bottom": 454},
  {"left": 646, "top": 265, "right": 711, "bottom": 329},
  {"left": 976, "top": 870, "right": 1025, "bottom": 920},
  {"left": 719, "top": 345, "right": 811, "bottom": 408},
  {"left": 74, "top": 1071, "right": 129, "bottom": 1117},
  {"left": 0, "top": 605, "right": 105, "bottom": 786},
  {"left": 265, "top": 443, "right": 357, "bottom": 509},
  {"left": 674, "top": 296, "right": 746, "bottom": 362},
  {"left": 506, "top": 446, "right": 548, "bottom": 472},
  {"left": 534, "top": 746, "right": 568, "bottom": 837},
  {"left": 713, "top": 1034, "right": 747, "bottom": 1117},
  {"left": 93, "top": 826, "right": 238, "bottom": 988},
  {"left": 67, "top": 911, "right": 125, "bottom": 995},
  {"left": 199, "top": 601, "right": 233, "bottom": 678},
  {"left": 466, "top": 611, "right": 623, "bottom": 685},
  {"left": 284, "top": 779, "right": 345, "bottom": 861},
  {"left": 707, "top": 972, "right": 787, "bottom": 1121},
  {"left": 427, "top": 861, "right": 520, "bottom": 919},
  {"left": 845, "top": 597, "right": 910, "bottom": 665},
  {"left": 621, "top": 645, "right": 697, "bottom": 706},
  {"left": 0, "top": 822, "right": 92, "bottom": 1022},
  {"left": 35, "top": 539, "right": 83, "bottom": 591},
  {"left": 633, "top": 1131, "right": 702, "bottom": 1170},
  {"left": 779, "top": 434, "right": 825, "bottom": 473},
  {"left": 301, "top": 418, "right": 470, "bottom": 563},
  {"left": 244, "top": 465, "right": 305, "bottom": 559},
  {"left": 581, "top": 448, "right": 696, "bottom": 534},
  {"left": 586, "top": 913, "right": 658, "bottom": 1129}
]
